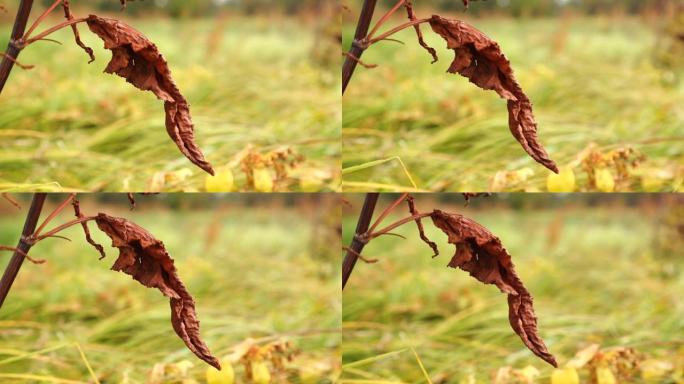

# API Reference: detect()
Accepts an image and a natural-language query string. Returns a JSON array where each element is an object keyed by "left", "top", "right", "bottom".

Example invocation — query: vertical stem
[
  {"left": 0, "top": 0, "right": 34, "bottom": 96},
  {"left": 0, "top": 193, "right": 47, "bottom": 309},
  {"left": 342, "top": 0, "right": 378, "bottom": 94},
  {"left": 342, "top": 193, "right": 379, "bottom": 289}
]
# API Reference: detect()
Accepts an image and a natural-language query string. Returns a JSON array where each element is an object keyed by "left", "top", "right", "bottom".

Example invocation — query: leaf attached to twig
[
  {"left": 85, "top": 15, "right": 214, "bottom": 175},
  {"left": 94, "top": 213, "right": 220, "bottom": 369},
  {"left": 428, "top": 16, "right": 558, "bottom": 173},
  {"left": 430, "top": 209, "right": 557, "bottom": 367}
]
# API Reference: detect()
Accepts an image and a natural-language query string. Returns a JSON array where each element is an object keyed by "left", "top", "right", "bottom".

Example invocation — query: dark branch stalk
[
  {"left": 0, "top": 0, "right": 34, "bottom": 96},
  {"left": 342, "top": 0, "right": 378, "bottom": 94},
  {"left": 342, "top": 193, "right": 379, "bottom": 289},
  {"left": 0, "top": 193, "right": 47, "bottom": 309}
]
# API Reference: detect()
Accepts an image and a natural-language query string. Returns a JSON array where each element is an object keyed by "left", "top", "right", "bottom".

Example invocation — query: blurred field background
[
  {"left": 342, "top": 0, "right": 684, "bottom": 192},
  {"left": 0, "top": 0, "right": 340, "bottom": 192},
  {"left": 342, "top": 193, "right": 684, "bottom": 383},
  {"left": 0, "top": 193, "right": 340, "bottom": 382}
]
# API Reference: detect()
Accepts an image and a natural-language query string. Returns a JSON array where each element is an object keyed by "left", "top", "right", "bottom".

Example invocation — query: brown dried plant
[
  {"left": 343, "top": 0, "right": 558, "bottom": 174},
  {"left": 430, "top": 210, "right": 556, "bottom": 366},
  {"left": 343, "top": 194, "right": 557, "bottom": 367},
  {"left": 0, "top": 1, "right": 214, "bottom": 175},
  {"left": 0, "top": 194, "right": 220, "bottom": 370},
  {"left": 93, "top": 213, "right": 220, "bottom": 369}
]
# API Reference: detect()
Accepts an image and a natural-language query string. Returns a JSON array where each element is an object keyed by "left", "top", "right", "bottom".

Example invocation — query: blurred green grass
[
  {"left": 342, "top": 15, "right": 684, "bottom": 192},
  {"left": 0, "top": 194, "right": 340, "bottom": 382},
  {"left": 341, "top": 194, "right": 684, "bottom": 382},
  {"left": 0, "top": 12, "right": 340, "bottom": 192}
]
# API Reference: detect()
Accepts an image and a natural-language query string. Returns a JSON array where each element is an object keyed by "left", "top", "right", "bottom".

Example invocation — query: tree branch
[
  {"left": 0, "top": 0, "right": 34, "bottom": 96},
  {"left": 342, "top": 193, "right": 379, "bottom": 289},
  {"left": 0, "top": 193, "right": 47, "bottom": 309},
  {"left": 342, "top": 0, "right": 378, "bottom": 94}
]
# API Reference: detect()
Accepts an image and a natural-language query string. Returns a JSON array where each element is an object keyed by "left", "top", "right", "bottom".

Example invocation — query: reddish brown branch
[
  {"left": 72, "top": 199, "right": 105, "bottom": 259},
  {"left": 0, "top": 193, "right": 47, "bottom": 309},
  {"left": 342, "top": 193, "right": 379, "bottom": 289},
  {"left": 61, "top": 0, "right": 95, "bottom": 62},
  {"left": 0, "top": 0, "right": 35, "bottom": 96},
  {"left": 406, "top": 196, "right": 439, "bottom": 257},
  {"left": 342, "top": 0, "right": 378, "bottom": 94},
  {"left": 405, "top": 1, "right": 437, "bottom": 62}
]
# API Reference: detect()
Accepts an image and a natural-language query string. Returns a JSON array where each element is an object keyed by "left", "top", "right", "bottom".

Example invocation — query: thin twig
[
  {"left": 367, "top": 18, "right": 430, "bottom": 46},
  {"left": 0, "top": 246, "right": 45, "bottom": 264},
  {"left": 1, "top": 193, "right": 22, "bottom": 210},
  {"left": 375, "top": 232, "right": 407, "bottom": 240},
  {"left": 61, "top": 0, "right": 95, "bottom": 62},
  {"left": 368, "top": 212, "right": 433, "bottom": 240},
  {"left": 0, "top": 53, "right": 34, "bottom": 70},
  {"left": 405, "top": 1, "right": 437, "bottom": 62},
  {"left": 33, "top": 216, "right": 97, "bottom": 243},
  {"left": 23, "top": 0, "right": 62, "bottom": 40},
  {"left": 342, "top": 246, "right": 378, "bottom": 264},
  {"left": 72, "top": 198, "right": 105, "bottom": 259},
  {"left": 368, "top": 193, "right": 408, "bottom": 233},
  {"left": 406, "top": 196, "right": 439, "bottom": 257},
  {"left": 342, "top": 52, "right": 378, "bottom": 69},
  {"left": 342, "top": 193, "right": 379, "bottom": 289},
  {"left": 33, "top": 193, "right": 75, "bottom": 238},
  {"left": 366, "top": 0, "right": 407, "bottom": 40},
  {"left": 24, "top": 17, "right": 89, "bottom": 46},
  {"left": 0, "top": 193, "right": 47, "bottom": 309}
]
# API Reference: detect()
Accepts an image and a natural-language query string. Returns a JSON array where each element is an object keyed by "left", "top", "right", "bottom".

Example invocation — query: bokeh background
[
  {"left": 0, "top": 193, "right": 340, "bottom": 382},
  {"left": 342, "top": 0, "right": 684, "bottom": 192},
  {"left": 342, "top": 193, "right": 683, "bottom": 383},
  {"left": 0, "top": 0, "right": 340, "bottom": 192}
]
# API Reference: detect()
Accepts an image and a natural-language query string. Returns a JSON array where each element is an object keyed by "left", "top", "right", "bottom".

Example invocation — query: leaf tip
[
  {"left": 549, "top": 357, "right": 559, "bottom": 368},
  {"left": 209, "top": 358, "right": 222, "bottom": 371},
  {"left": 547, "top": 161, "right": 560, "bottom": 174},
  {"left": 204, "top": 165, "right": 216, "bottom": 176}
]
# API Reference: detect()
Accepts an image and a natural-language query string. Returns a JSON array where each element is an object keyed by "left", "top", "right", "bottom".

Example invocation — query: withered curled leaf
[
  {"left": 430, "top": 210, "right": 557, "bottom": 367},
  {"left": 428, "top": 16, "right": 558, "bottom": 173},
  {"left": 94, "top": 213, "right": 220, "bottom": 370},
  {"left": 85, "top": 15, "right": 214, "bottom": 175}
]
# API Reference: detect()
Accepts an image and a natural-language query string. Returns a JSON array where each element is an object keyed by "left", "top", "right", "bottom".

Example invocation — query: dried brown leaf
[
  {"left": 94, "top": 213, "right": 220, "bottom": 369},
  {"left": 430, "top": 209, "right": 557, "bottom": 367},
  {"left": 428, "top": 16, "right": 558, "bottom": 173},
  {"left": 85, "top": 15, "right": 214, "bottom": 175}
]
